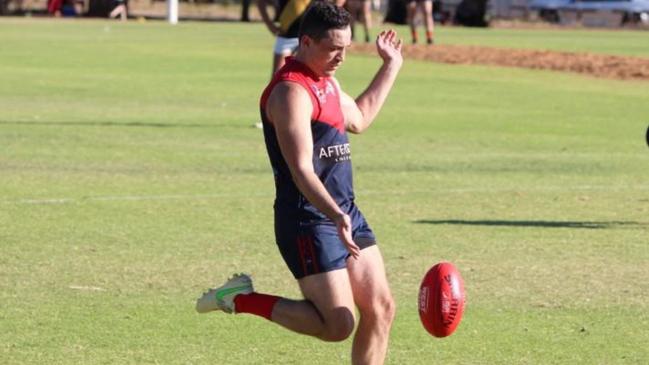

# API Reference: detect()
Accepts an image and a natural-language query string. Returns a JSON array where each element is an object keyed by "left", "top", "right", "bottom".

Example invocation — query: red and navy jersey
[{"left": 260, "top": 57, "right": 354, "bottom": 221}]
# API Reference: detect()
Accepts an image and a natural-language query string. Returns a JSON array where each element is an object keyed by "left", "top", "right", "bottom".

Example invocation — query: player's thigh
[
  {"left": 346, "top": 0, "right": 361, "bottom": 12},
  {"left": 362, "top": 0, "right": 371, "bottom": 14},
  {"left": 272, "top": 53, "right": 287, "bottom": 73},
  {"left": 406, "top": 1, "right": 417, "bottom": 14},
  {"left": 346, "top": 245, "right": 394, "bottom": 314},
  {"left": 298, "top": 269, "right": 356, "bottom": 324},
  {"left": 408, "top": 3, "right": 420, "bottom": 21},
  {"left": 422, "top": 0, "right": 433, "bottom": 14}
]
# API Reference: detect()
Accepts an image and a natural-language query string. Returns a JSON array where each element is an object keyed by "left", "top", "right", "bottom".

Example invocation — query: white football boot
[{"left": 195, "top": 273, "right": 253, "bottom": 314}]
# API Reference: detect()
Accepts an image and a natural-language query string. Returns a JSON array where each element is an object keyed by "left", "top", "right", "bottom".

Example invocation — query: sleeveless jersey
[
  {"left": 260, "top": 57, "right": 354, "bottom": 222},
  {"left": 277, "top": 0, "right": 311, "bottom": 38}
]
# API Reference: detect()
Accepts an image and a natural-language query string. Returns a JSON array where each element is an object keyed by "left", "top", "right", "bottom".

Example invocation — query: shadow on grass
[{"left": 414, "top": 219, "right": 647, "bottom": 229}]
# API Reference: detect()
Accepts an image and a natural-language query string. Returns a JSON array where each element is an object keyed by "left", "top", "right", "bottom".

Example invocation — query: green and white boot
[{"left": 195, "top": 273, "right": 253, "bottom": 314}]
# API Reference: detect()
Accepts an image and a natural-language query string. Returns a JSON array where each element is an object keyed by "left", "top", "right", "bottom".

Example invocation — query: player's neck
[{"left": 294, "top": 53, "right": 324, "bottom": 79}]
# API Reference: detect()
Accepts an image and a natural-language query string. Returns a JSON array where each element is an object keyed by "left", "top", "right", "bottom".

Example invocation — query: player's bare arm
[
  {"left": 342, "top": 29, "right": 403, "bottom": 134},
  {"left": 257, "top": 0, "right": 281, "bottom": 35},
  {"left": 267, "top": 81, "right": 360, "bottom": 259}
]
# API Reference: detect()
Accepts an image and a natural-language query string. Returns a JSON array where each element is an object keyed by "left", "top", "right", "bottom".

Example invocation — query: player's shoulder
[
  {"left": 267, "top": 80, "right": 312, "bottom": 108},
  {"left": 265, "top": 80, "right": 314, "bottom": 123}
]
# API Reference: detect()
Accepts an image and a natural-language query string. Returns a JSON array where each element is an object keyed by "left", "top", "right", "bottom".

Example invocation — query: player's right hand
[
  {"left": 376, "top": 29, "right": 403, "bottom": 67},
  {"left": 335, "top": 213, "right": 360, "bottom": 260},
  {"left": 269, "top": 24, "right": 281, "bottom": 36}
]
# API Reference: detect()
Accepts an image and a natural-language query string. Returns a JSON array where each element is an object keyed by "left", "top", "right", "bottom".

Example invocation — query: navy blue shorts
[{"left": 275, "top": 203, "right": 376, "bottom": 279}]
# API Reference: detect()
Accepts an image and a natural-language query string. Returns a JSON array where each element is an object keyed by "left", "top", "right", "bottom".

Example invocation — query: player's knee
[
  {"left": 376, "top": 293, "right": 396, "bottom": 326},
  {"left": 320, "top": 309, "right": 356, "bottom": 342},
  {"left": 383, "top": 294, "right": 397, "bottom": 324},
  {"left": 323, "top": 320, "right": 355, "bottom": 342},
  {"left": 362, "top": 293, "right": 396, "bottom": 327}
]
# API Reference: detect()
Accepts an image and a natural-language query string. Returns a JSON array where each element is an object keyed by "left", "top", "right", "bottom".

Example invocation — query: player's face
[{"left": 305, "top": 27, "right": 352, "bottom": 77}]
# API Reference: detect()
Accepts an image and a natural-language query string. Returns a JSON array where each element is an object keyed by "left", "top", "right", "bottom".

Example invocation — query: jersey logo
[
  {"left": 311, "top": 81, "right": 335, "bottom": 104},
  {"left": 318, "top": 143, "right": 351, "bottom": 162}
]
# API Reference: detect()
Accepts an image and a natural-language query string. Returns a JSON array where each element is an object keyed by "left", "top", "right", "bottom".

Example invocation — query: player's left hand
[
  {"left": 335, "top": 213, "right": 360, "bottom": 260},
  {"left": 376, "top": 29, "right": 403, "bottom": 67}
]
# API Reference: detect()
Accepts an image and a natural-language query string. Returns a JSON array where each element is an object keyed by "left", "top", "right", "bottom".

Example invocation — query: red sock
[
  {"left": 234, "top": 293, "right": 280, "bottom": 320},
  {"left": 426, "top": 31, "right": 433, "bottom": 43}
]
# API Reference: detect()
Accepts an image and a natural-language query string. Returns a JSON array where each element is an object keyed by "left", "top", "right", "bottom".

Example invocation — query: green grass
[{"left": 1, "top": 18, "right": 649, "bottom": 364}]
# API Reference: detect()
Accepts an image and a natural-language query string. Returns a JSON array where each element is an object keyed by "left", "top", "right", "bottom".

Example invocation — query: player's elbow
[
  {"left": 347, "top": 123, "right": 362, "bottom": 134},
  {"left": 346, "top": 119, "right": 368, "bottom": 134},
  {"left": 346, "top": 106, "right": 375, "bottom": 134}
]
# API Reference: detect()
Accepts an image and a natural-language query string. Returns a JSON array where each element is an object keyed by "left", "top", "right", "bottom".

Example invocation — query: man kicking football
[{"left": 196, "top": 2, "right": 403, "bottom": 364}]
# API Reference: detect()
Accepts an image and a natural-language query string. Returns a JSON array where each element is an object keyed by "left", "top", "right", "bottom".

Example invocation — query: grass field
[{"left": 1, "top": 18, "right": 649, "bottom": 364}]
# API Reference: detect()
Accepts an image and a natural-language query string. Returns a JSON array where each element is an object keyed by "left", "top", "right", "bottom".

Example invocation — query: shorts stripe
[
  {"left": 297, "top": 236, "right": 308, "bottom": 276},
  {"left": 297, "top": 235, "right": 319, "bottom": 276},
  {"left": 307, "top": 236, "right": 319, "bottom": 273}
]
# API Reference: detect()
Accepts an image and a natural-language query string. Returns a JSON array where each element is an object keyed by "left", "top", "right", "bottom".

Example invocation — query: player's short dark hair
[{"left": 298, "top": 1, "right": 351, "bottom": 42}]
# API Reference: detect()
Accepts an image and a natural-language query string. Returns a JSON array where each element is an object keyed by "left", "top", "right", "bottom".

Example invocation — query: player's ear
[{"left": 300, "top": 35, "right": 312, "bottom": 48}]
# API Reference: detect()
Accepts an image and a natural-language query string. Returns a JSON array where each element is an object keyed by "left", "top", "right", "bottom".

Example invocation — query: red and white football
[{"left": 418, "top": 262, "right": 466, "bottom": 338}]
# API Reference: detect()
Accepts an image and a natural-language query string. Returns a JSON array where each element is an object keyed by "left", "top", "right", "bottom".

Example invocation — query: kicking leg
[
  {"left": 292, "top": 269, "right": 356, "bottom": 341},
  {"left": 248, "top": 269, "right": 357, "bottom": 341},
  {"left": 197, "top": 270, "right": 356, "bottom": 342}
]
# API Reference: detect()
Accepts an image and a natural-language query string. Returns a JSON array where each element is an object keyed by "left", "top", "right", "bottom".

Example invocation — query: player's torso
[{"left": 260, "top": 58, "right": 354, "bottom": 220}]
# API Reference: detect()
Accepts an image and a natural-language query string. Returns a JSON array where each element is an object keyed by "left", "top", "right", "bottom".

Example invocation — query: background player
[
  {"left": 257, "top": 0, "right": 313, "bottom": 76},
  {"left": 407, "top": 0, "right": 435, "bottom": 45},
  {"left": 345, "top": 0, "right": 372, "bottom": 43}
]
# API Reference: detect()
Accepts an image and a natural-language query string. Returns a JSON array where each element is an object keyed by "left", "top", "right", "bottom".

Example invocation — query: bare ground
[{"left": 350, "top": 43, "right": 649, "bottom": 81}]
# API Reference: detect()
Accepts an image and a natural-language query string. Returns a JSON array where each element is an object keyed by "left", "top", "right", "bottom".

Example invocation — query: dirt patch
[{"left": 350, "top": 43, "right": 649, "bottom": 81}]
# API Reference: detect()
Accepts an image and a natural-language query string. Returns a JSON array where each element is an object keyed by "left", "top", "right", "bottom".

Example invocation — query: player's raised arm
[
  {"left": 343, "top": 29, "right": 403, "bottom": 134},
  {"left": 267, "top": 81, "right": 360, "bottom": 259}
]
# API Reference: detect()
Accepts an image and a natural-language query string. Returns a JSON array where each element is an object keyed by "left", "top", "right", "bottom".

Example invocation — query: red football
[{"left": 418, "top": 262, "right": 466, "bottom": 337}]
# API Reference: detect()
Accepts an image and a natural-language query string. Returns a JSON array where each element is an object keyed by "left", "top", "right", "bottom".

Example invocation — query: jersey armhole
[
  {"left": 330, "top": 77, "right": 347, "bottom": 129},
  {"left": 331, "top": 77, "right": 343, "bottom": 105},
  {"left": 265, "top": 79, "right": 319, "bottom": 124}
]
